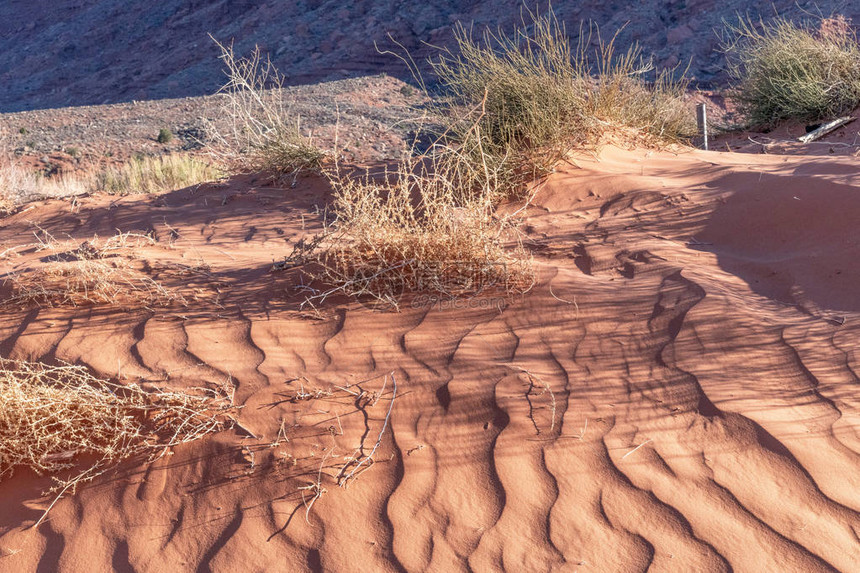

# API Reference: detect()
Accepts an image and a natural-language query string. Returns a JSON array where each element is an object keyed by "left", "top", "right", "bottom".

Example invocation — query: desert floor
[{"left": 0, "top": 135, "right": 858, "bottom": 571}]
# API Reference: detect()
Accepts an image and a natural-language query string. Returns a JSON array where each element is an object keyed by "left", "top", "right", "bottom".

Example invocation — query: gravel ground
[{"left": 0, "top": 74, "right": 426, "bottom": 175}]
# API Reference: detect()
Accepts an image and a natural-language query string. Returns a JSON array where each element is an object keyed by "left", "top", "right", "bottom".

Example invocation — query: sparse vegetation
[
  {"left": 3, "top": 227, "right": 178, "bottom": 308},
  {"left": 290, "top": 8, "right": 695, "bottom": 307},
  {"left": 208, "top": 39, "right": 326, "bottom": 179},
  {"left": 6, "top": 258, "right": 181, "bottom": 308},
  {"left": 310, "top": 140, "right": 534, "bottom": 308},
  {"left": 0, "top": 153, "right": 220, "bottom": 211},
  {"left": 94, "top": 154, "right": 222, "bottom": 195},
  {"left": 0, "top": 358, "right": 233, "bottom": 523},
  {"left": 157, "top": 128, "right": 174, "bottom": 144},
  {"left": 722, "top": 15, "right": 860, "bottom": 127},
  {"left": 425, "top": 8, "right": 694, "bottom": 195},
  {"left": 292, "top": 8, "right": 692, "bottom": 307},
  {"left": 0, "top": 160, "right": 90, "bottom": 211}
]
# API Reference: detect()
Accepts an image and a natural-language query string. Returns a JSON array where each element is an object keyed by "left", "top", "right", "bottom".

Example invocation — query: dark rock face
[{"left": 1, "top": 0, "right": 857, "bottom": 112}]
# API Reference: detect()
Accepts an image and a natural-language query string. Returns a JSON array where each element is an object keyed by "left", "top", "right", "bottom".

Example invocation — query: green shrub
[
  {"left": 427, "top": 8, "right": 694, "bottom": 197},
  {"left": 722, "top": 15, "right": 860, "bottom": 127},
  {"left": 157, "top": 128, "right": 174, "bottom": 144}
]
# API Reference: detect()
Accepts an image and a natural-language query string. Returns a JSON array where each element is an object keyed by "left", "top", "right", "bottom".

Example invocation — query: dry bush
[
  {"left": 2, "top": 227, "right": 185, "bottom": 309},
  {"left": 208, "top": 39, "right": 326, "bottom": 179},
  {"left": 94, "top": 153, "right": 222, "bottom": 195},
  {"left": 426, "top": 8, "right": 694, "bottom": 195},
  {"left": 722, "top": 15, "right": 860, "bottom": 127},
  {"left": 5, "top": 230, "right": 173, "bottom": 307},
  {"left": 6, "top": 259, "right": 181, "bottom": 308},
  {"left": 304, "top": 127, "right": 534, "bottom": 309},
  {"left": 0, "top": 160, "right": 90, "bottom": 212},
  {"left": 0, "top": 358, "right": 233, "bottom": 521}
]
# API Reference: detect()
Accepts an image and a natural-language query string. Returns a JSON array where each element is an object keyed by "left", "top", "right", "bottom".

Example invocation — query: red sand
[{"left": 0, "top": 145, "right": 858, "bottom": 571}]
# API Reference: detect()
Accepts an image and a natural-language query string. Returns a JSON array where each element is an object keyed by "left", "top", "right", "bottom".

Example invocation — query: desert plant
[
  {"left": 2, "top": 228, "right": 188, "bottom": 308},
  {"left": 209, "top": 39, "right": 326, "bottom": 179},
  {"left": 94, "top": 153, "right": 222, "bottom": 195},
  {"left": 303, "top": 123, "right": 534, "bottom": 309},
  {"left": 0, "top": 358, "right": 233, "bottom": 523},
  {"left": 426, "top": 8, "right": 694, "bottom": 195},
  {"left": 0, "top": 160, "right": 90, "bottom": 211},
  {"left": 157, "top": 128, "right": 174, "bottom": 144},
  {"left": 5, "top": 258, "right": 182, "bottom": 308},
  {"left": 722, "top": 15, "right": 860, "bottom": 127}
]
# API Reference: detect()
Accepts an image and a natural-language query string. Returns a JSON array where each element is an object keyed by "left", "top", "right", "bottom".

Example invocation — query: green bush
[
  {"left": 157, "top": 128, "right": 174, "bottom": 144},
  {"left": 428, "top": 8, "right": 694, "bottom": 197},
  {"left": 722, "top": 15, "right": 860, "bottom": 127}
]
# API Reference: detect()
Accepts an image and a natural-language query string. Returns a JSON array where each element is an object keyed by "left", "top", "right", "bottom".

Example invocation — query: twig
[
  {"left": 797, "top": 116, "right": 855, "bottom": 143},
  {"left": 298, "top": 451, "right": 329, "bottom": 524},
  {"left": 339, "top": 373, "right": 397, "bottom": 486},
  {"left": 621, "top": 438, "right": 653, "bottom": 460}
]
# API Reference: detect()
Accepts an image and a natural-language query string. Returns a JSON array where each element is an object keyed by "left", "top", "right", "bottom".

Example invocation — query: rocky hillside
[{"left": 1, "top": 0, "right": 858, "bottom": 112}]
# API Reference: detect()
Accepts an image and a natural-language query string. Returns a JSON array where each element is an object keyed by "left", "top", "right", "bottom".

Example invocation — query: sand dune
[{"left": 0, "top": 145, "right": 858, "bottom": 572}]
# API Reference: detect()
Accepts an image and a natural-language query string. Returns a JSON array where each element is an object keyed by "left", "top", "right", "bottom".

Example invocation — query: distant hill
[{"left": 1, "top": 0, "right": 856, "bottom": 112}]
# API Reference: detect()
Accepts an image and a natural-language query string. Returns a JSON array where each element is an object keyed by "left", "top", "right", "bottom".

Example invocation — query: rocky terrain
[
  {"left": 0, "top": 74, "right": 423, "bottom": 180},
  {"left": 2, "top": 0, "right": 859, "bottom": 112}
]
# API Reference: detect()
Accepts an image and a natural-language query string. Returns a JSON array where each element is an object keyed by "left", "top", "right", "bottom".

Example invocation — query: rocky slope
[{"left": 2, "top": 0, "right": 859, "bottom": 112}]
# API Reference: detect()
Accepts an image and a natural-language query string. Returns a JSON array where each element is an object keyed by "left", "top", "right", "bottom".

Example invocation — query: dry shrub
[
  {"left": 4, "top": 230, "right": 180, "bottom": 308},
  {"left": 722, "top": 15, "right": 860, "bottom": 127},
  {"left": 0, "top": 160, "right": 90, "bottom": 211},
  {"left": 6, "top": 259, "right": 181, "bottom": 308},
  {"left": 0, "top": 358, "right": 233, "bottom": 504},
  {"left": 208, "top": 39, "right": 326, "bottom": 179},
  {"left": 305, "top": 127, "right": 534, "bottom": 308},
  {"left": 94, "top": 154, "right": 222, "bottom": 195},
  {"left": 426, "top": 8, "right": 694, "bottom": 196}
]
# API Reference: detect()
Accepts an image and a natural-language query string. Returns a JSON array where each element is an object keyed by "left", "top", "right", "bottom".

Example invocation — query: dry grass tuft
[
  {"left": 6, "top": 259, "right": 181, "bottom": 308},
  {"left": 3, "top": 229, "right": 182, "bottom": 308},
  {"left": 425, "top": 8, "right": 694, "bottom": 195},
  {"left": 208, "top": 39, "right": 327, "bottom": 180},
  {"left": 0, "top": 358, "right": 234, "bottom": 523},
  {"left": 0, "top": 160, "right": 90, "bottom": 212},
  {"left": 94, "top": 154, "right": 223, "bottom": 195},
  {"left": 722, "top": 15, "right": 860, "bottom": 127},
  {"left": 301, "top": 125, "right": 534, "bottom": 309}
]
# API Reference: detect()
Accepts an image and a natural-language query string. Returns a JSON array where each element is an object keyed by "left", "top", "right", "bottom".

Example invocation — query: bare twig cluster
[
  {"left": 0, "top": 358, "right": 235, "bottom": 525},
  {"left": 335, "top": 373, "right": 398, "bottom": 487},
  {"left": 207, "top": 38, "right": 326, "bottom": 180}
]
